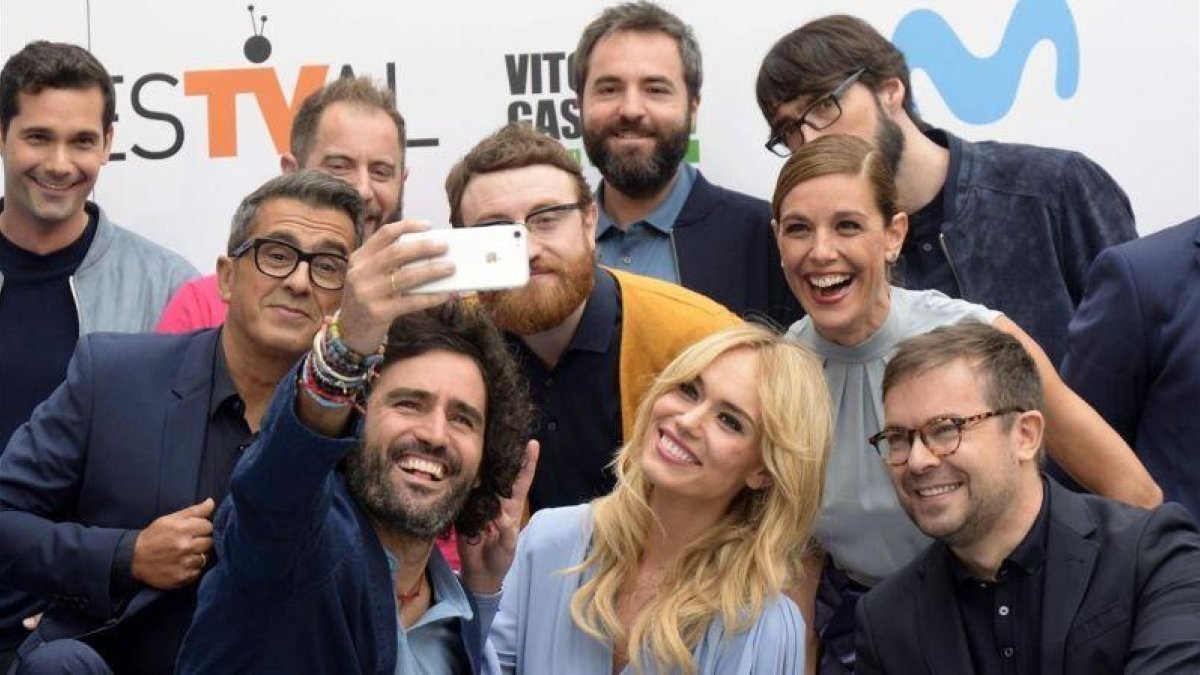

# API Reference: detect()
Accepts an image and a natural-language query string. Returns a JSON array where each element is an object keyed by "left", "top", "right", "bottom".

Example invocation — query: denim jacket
[{"left": 896, "top": 129, "right": 1136, "bottom": 365}]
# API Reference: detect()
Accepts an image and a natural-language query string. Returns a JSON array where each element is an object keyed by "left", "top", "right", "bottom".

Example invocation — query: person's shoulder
[
  {"left": 1104, "top": 216, "right": 1199, "bottom": 270},
  {"left": 82, "top": 327, "right": 210, "bottom": 355},
  {"left": 894, "top": 287, "right": 998, "bottom": 330},
  {"left": 690, "top": 171, "right": 770, "bottom": 217},
  {"left": 523, "top": 504, "right": 593, "bottom": 552},
  {"left": 612, "top": 269, "right": 737, "bottom": 322},
  {"left": 101, "top": 214, "right": 197, "bottom": 274}
]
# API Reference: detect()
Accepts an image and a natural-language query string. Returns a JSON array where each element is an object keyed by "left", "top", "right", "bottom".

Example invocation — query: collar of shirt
[
  {"left": 510, "top": 266, "right": 619, "bottom": 360},
  {"left": 595, "top": 161, "right": 696, "bottom": 238},
  {"left": 385, "top": 545, "right": 474, "bottom": 630},
  {"left": 949, "top": 477, "right": 1050, "bottom": 586},
  {"left": 208, "top": 330, "right": 244, "bottom": 420}
]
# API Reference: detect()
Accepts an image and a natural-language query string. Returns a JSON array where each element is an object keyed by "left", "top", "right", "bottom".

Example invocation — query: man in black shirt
[{"left": 856, "top": 322, "right": 1200, "bottom": 674}]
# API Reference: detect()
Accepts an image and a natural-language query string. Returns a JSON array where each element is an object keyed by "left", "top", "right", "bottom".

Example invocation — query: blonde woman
[{"left": 487, "top": 323, "right": 832, "bottom": 674}]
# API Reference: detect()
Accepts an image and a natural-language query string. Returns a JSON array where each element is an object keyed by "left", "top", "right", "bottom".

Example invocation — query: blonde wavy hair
[{"left": 568, "top": 322, "right": 832, "bottom": 675}]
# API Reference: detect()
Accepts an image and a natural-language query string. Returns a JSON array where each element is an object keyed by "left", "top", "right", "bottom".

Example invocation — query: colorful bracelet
[{"left": 297, "top": 354, "right": 356, "bottom": 408}]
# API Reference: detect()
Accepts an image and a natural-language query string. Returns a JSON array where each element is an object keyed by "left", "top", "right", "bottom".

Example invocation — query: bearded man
[
  {"left": 179, "top": 299, "right": 539, "bottom": 674},
  {"left": 571, "top": 2, "right": 800, "bottom": 327},
  {"left": 446, "top": 122, "right": 738, "bottom": 511}
]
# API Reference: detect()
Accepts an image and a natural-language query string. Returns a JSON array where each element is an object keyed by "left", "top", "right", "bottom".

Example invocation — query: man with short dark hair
[
  {"left": 178, "top": 300, "right": 536, "bottom": 674},
  {"left": 445, "top": 122, "right": 738, "bottom": 511},
  {"left": 575, "top": 2, "right": 799, "bottom": 325},
  {"left": 156, "top": 75, "right": 405, "bottom": 333},
  {"left": 0, "top": 41, "right": 197, "bottom": 448},
  {"left": 0, "top": 169, "right": 452, "bottom": 674},
  {"left": 756, "top": 15, "right": 1136, "bottom": 364},
  {"left": 856, "top": 321, "right": 1200, "bottom": 674}
]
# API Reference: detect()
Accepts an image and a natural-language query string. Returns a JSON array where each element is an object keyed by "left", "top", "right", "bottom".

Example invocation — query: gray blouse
[{"left": 787, "top": 287, "right": 999, "bottom": 585}]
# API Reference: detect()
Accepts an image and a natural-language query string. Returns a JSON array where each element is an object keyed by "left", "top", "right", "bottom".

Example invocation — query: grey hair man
[{"left": 0, "top": 169, "right": 451, "bottom": 675}]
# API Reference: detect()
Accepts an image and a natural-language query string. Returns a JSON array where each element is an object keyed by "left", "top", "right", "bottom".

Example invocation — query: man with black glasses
[
  {"left": 445, "top": 122, "right": 738, "bottom": 511},
  {"left": 856, "top": 321, "right": 1200, "bottom": 674},
  {"left": 756, "top": 14, "right": 1136, "bottom": 366},
  {"left": 0, "top": 170, "right": 452, "bottom": 674}
]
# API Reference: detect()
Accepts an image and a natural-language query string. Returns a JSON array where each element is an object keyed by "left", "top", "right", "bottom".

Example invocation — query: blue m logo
[{"left": 892, "top": 0, "right": 1079, "bottom": 124}]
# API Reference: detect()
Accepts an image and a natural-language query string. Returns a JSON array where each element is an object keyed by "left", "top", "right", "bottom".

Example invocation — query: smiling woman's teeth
[{"left": 660, "top": 433, "right": 699, "bottom": 465}]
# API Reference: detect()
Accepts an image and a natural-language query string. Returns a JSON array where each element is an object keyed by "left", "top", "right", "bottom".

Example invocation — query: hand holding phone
[{"left": 398, "top": 225, "right": 530, "bottom": 294}]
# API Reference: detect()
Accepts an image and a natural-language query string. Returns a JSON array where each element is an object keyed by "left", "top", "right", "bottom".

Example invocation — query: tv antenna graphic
[{"left": 244, "top": 5, "right": 271, "bottom": 63}]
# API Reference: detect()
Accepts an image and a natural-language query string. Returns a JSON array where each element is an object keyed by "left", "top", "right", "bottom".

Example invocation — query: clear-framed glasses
[
  {"left": 229, "top": 237, "right": 349, "bottom": 291},
  {"left": 472, "top": 202, "right": 585, "bottom": 238},
  {"left": 868, "top": 407, "right": 1026, "bottom": 467},
  {"left": 765, "top": 67, "right": 867, "bottom": 157}
]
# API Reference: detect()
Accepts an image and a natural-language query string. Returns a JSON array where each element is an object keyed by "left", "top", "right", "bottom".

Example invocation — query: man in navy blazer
[
  {"left": 856, "top": 322, "right": 1200, "bottom": 674},
  {"left": 178, "top": 301, "right": 536, "bottom": 675},
  {"left": 1062, "top": 216, "right": 1200, "bottom": 517},
  {"left": 0, "top": 171, "right": 397, "bottom": 674}
]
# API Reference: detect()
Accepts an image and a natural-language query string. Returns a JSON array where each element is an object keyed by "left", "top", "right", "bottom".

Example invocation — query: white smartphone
[{"left": 398, "top": 225, "right": 530, "bottom": 294}]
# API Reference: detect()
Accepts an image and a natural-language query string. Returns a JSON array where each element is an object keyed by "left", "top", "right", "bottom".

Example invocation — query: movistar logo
[{"left": 892, "top": 0, "right": 1080, "bottom": 124}]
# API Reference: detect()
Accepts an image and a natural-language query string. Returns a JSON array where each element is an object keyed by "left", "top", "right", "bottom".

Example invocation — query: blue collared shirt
[
  {"left": 386, "top": 548, "right": 474, "bottom": 675},
  {"left": 595, "top": 162, "right": 696, "bottom": 284}
]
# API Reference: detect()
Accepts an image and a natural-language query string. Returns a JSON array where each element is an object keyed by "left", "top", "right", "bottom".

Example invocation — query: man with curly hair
[{"left": 178, "top": 301, "right": 536, "bottom": 675}]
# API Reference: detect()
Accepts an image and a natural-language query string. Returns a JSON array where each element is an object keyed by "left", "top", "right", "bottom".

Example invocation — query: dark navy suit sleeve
[
  {"left": 218, "top": 365, "right": 357, "bottom": 593},
  {"left": 0, "top": 335, "right": 134, "bottom": 620},
  {"left": 1054, "top": 152, "right": 1137, "bottom": 305},
  {"left": 854, "top": 593, "right": 886, "bottom": 675},
  {"left": 1061, "top": 246, "right": 1147, "bottom": 446},
  {"left": 1126, "top": 503, "right": 1200, "bottom": 672}
]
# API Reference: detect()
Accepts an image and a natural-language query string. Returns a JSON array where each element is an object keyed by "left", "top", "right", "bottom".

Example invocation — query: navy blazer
[
  {"left": 177, "top": 366, "right": 486, "bottom": 675},
  {"left": 0, "top": 329, "right": 222, "bottom": 672},
  {"left": 855, "top": 478, "right": 1200, "bottom": 674},
  {"left": 1062, "top": 216, "right": 1200, "bottom": 517},
  {"left": 673, "top": 171, "right": 803, "bottom": 327}
]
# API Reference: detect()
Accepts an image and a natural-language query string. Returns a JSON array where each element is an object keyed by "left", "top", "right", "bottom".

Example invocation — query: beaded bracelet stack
[{"left": 298, "top": 311, "right": 384, "bottom": 408}]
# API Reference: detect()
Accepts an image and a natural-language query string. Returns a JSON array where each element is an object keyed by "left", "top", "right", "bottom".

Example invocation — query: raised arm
[
  {"left": 992, "top": 316, "right": 1161, "bottom": 508},
  {"left": 220, "top": 219, "right": 453, "bottom": 590}
]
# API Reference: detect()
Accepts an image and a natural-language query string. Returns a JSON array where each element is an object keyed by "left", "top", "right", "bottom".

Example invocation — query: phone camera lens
[{"left": 513, "top": 230, "right": 522, "bottom": 239}]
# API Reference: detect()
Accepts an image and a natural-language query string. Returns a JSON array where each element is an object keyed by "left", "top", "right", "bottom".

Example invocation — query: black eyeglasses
[
  {"left": 229, "top": 238, "right": 349, "bottom": 291},
  {"left": 765, "top": 67, "right": 867, "bottom": 157},
  {"left": 868, "top": 408, "right": 1026, "bottom": 467},
  {"left": 472, "top": 202, "right": 585, "bottom": 238}
]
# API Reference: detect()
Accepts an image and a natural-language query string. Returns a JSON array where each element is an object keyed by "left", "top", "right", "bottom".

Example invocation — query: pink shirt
[{"left": 155, "top": 275, "right": 227, "bottom": 333}]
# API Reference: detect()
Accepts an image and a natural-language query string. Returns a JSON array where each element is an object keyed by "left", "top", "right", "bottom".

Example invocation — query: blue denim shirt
[{"left": 595, "top": 162, "right": 696, "bottom": 284}]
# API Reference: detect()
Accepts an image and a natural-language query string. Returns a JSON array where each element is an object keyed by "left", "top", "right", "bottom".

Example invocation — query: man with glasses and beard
[
  {"left": 574, "top": 2, "right": 800, "bottom": 327},
  {"left": 178, "top": 301, "right": 535, "bottom": 674},
  {"left": 756, "top": 14, "right": 1136, "bottom": 366},
  {"left": 856, "top": 321, "right": 1200, "bottom": 674},
  {"left": 445, "top": 122, "right": 738, "bottom": 512}
]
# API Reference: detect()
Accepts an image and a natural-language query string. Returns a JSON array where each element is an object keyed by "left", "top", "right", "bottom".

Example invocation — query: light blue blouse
[
  {"left": 787, "top": 287, "right": 999, "bottom": 586},
  {"left": 486, "top": 505, "right": 805, "bottom": 674}
]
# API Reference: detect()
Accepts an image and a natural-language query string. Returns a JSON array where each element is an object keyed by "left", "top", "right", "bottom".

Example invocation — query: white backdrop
[{"left": 2, "top": 0, "right": 1197, "bottom": 273}]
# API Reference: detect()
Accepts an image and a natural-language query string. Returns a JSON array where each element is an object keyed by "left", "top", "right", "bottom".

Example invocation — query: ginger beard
[{"left": 479, "top": 246, "right": 595, "bottom": 336}]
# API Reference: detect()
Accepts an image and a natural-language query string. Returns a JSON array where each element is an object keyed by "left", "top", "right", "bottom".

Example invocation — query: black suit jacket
[
  {"left": 672, "top": 171, "right": 802, "bottom": 327},
  {"left": 856, "top": 478, "right": 1200, "bottom": 674},
  {"left": 0, "top": 329, "right": 223, "bottom": 674}
]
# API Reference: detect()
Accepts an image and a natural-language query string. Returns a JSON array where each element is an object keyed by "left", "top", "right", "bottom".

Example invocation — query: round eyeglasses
[{"left": 868, "top": 408, "right": 1026, "bottom": 466}]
